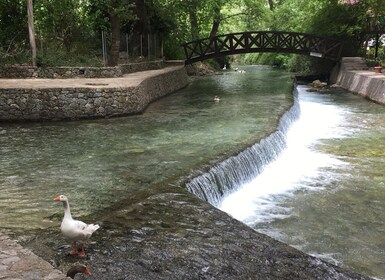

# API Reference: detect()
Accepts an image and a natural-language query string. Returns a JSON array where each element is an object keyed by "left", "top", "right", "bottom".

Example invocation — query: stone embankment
[
  {"left": 0, "top": 65, "right": 188, "bottom": 121},
  {"left": 0, "top": 61, "right": 164, "bottom": 79},
  {"left": 0, "top": 233, "right": 68, "bottom": 279},
  {"left": 331, "top": 57, "right": 385, "bottom": 105}
]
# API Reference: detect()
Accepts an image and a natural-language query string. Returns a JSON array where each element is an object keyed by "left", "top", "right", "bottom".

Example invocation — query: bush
[{"left": 36, "top": 49, "right": 103, "bottom": 67}]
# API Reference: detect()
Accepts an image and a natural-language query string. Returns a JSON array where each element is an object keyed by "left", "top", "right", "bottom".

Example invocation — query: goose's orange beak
[{"left": 53, "top": 196, "right": 61, "bottom": 201}]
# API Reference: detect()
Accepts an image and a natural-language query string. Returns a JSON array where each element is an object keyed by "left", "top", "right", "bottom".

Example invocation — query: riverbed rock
[{"left": 21, "top": 185, "right": 372, "bottom": 280}]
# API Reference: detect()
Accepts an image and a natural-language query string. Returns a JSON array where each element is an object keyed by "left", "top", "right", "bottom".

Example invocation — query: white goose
[{"left": 54, "top": 195, "right": 100, "bottom": 257}]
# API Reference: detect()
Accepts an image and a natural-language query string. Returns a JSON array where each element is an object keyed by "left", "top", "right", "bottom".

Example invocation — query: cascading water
[
  {"left": 187, "top": 80, "right": 385, "bottom": 279},
  {"left": 186, "top": 89, "right": 301, "bottom": 207},
  {"left": 219, "top": 85, "right": 350, "bottom": 223}
]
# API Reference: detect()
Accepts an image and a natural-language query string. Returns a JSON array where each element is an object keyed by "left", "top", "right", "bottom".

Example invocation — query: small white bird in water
[
  {"left": 214, "top": 96, "right": 220, "bottom": 102},
  {"left": 54, "top": 195, "right": 100, "bottom": 257}
]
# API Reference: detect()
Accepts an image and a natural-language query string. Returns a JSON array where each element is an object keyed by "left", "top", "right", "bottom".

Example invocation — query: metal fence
[{"left": 0, "top": 31, "right": 163, "bottom": 66}]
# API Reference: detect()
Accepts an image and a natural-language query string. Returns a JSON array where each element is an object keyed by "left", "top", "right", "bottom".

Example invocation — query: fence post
[
  {"left": 148, "top": 34, "right": 150, "bottom": 59},
  {"left": 161, "top": 36, "right": 164, "bottom": 59},
  {"left": 101, "top": 31, "right": 107, "bottom": 66},
  {"left": 126, "top": 33, "right": 129, "bottom": 62},
  {"left": 154, "top": 34, "right": 157, "bottom": 59}
]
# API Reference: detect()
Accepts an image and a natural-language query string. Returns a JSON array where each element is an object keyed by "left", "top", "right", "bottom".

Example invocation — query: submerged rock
[
  {"left": 309, "top": 79, "right": 328, "bottom": 88},
  {"left": 307, "top": 80, "right": 330, "bottom": 92}
]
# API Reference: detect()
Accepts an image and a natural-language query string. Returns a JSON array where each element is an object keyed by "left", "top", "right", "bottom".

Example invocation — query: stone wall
[
  {"left": 0, "top": 66, "right": 188, "bottom": 121},
  {"left": 330, "top": 57, "right": 385, "bottom": 105},
  {"left": 0, "top": 61, "right": 165, "bottom": 79},
  {"left": 0, "top": 66, "right": 123, "bottom": 79},
  {"left": 120, "top": 61, "right": 164, "bottom": 74}
]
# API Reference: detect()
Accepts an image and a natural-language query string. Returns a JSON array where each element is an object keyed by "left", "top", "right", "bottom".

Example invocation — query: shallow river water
[
  {"left": 0, "top": 65, "right": 293, "bottom": 230},
  {"left": 220, "top": 84, "right": 385, "bottom": 279},
  {"left": 1, "top": 65, "right": 385, "bottom": 279}
]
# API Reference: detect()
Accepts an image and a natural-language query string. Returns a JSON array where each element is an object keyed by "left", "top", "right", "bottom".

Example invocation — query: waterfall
[{"left": 186, "top": 89, "right": 300, "bottom": 207}]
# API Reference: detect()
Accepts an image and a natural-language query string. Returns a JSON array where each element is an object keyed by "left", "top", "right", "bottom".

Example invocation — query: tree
[
  {"left": 0, "top": 1, "right": 28, "bottom": 62},
  {"left": 34, "top": 0, "right": 86, "bottom": 53},
  {"left": 108, "top": 0, "right": 122, "bottom": 66},
  {"left": 87, "top": 0, "right": 136, "bottom": 66},
  {"left": 27, "top": 0, "right": 36, "bottom": 66}
]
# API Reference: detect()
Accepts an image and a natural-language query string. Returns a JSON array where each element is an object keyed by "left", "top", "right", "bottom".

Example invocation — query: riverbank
[
  {"left": 17, "top": 183, "right": 372, "bottom": 280},
  {"left": 0, "top": 65, "right": 188, "bottom": 121},
  {"left": 331, "top": 57, "right": 385, "bottom": 105},
  {"left": 0, "top": 233, "right": 68, "bottom": 279}
]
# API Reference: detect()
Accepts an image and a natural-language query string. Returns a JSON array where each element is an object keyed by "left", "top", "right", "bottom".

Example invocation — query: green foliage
[
  {"left": 36, "top": 49, "right": 103, "bottom": 67},
  {"left": 87, "top": 0, "right": 136, "bottom": 32},
  {"left": 0, "top": 0, "right": 380, "bottom": 67},
  {"left": 241, "top": 53, "right": 290, "bottom": 68},
  {"left": 307, "top": 0, "right": 370, "bottom": 56},
  {"left": 0, "top": 0, "right": 28, "bottom": 61}
]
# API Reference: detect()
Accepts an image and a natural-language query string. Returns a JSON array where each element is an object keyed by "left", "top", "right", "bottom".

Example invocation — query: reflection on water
[
  {"left": 0, "top": 65, "right": 293, "bottom": 230},
  {"left": 221, "top": 85, "right": 385, "bottom": 279}
]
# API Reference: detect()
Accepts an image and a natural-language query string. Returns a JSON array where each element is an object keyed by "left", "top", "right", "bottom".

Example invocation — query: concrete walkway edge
[{"left": 0, "top": 233, "right": 69, "bottom": 279}]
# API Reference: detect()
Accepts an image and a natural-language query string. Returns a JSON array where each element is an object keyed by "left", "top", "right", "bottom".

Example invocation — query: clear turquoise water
[
  {"left": 2, "top": 65, "right": 385, "bottom": 279},
  {"left": 0, "top": 65, "right": 293, "bottom": 230}
]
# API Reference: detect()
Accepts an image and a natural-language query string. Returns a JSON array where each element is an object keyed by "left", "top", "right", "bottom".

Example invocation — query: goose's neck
[{"left": 62, "top": 200, "right": 72, "bottom": 219}]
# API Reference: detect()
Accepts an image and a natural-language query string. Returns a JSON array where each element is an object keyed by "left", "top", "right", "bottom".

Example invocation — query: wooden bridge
[{"left": 182, "top": 31, "right": 344, "bottom": 65}]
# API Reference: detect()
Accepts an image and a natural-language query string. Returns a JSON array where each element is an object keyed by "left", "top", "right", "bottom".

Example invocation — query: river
[
  {"left": 1, "top": 65, "right": 384, "bottom": 279},
  {"left": 220, "top": 82, "right": 385, "bottom": 279},
  {"left": 0, "top": 65, "right": 292, "bottom": 230}
]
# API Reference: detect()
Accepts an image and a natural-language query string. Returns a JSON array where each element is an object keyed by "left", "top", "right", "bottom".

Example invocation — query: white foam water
[{"left": 219, "top": 86, "right": 350, "bottom": 226}]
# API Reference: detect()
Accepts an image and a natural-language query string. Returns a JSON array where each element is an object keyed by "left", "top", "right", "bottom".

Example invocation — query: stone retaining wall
[
  {"left": 330, "top": 57, "right": 385, "bottom": 105},
  {"left": 120, "top": 61, "right": 164, "bottom": 75},
  {"left": 0, "top": 65, "right": 122, "bottom": 79},
  {"left": 0, "top": 66, "right": 188, "bottom": 121},
  {"left": 0, "top": 61, "right": 164, "bottom": 79}
]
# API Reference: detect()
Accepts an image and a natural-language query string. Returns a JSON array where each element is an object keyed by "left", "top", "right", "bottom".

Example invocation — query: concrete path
[
  {"left": 0, "top": 67, "right": 182, "bottom": 89},
  {"left": 0, "top": 233, "right": 68, "bottom": 280}
]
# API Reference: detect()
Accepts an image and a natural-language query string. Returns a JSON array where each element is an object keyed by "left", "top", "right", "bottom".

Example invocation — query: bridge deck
[{"left": 182, "top": 31, "right": 344, "bottom": 65}]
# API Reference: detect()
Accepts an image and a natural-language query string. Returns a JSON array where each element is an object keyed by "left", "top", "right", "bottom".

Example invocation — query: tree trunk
[
  {"left": 209, "top": 6, "right": 221, "bottom": 38},
  {"left": 108, "top": 12, "right": 121, "bottom": 66},
  {"left": 133, "top": 0, "right": 150, "bottom": 57},
  {"left": 189, "top": 10, "right": 200, "bottom": 40},
  {"left": 27, "top": 0, "right": 36, "bottom": 67},
  {"left": 134, "top": 0, "right": 149, "bottom": 34},
  {"left": 209, "top": 5, "right": 226, "bottom": 68}
]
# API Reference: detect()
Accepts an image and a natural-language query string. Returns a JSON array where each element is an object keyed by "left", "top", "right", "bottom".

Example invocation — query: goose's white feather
[{"left": 54, "top": 195, "right": 99, "bottom": 242}]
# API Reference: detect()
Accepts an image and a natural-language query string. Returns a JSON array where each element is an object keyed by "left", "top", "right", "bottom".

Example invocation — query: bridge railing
[{"left": 182, "top": 31, "right": 344, "bottom": 65}]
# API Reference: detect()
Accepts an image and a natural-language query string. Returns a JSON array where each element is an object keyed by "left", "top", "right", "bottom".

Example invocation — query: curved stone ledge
[{"left": 0, "top": 66, "right": 188, "bottom": 121}]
